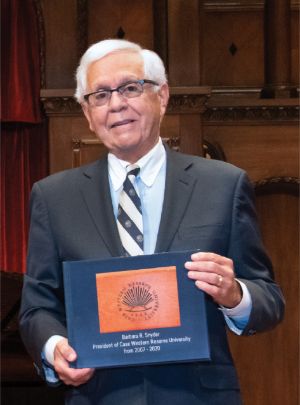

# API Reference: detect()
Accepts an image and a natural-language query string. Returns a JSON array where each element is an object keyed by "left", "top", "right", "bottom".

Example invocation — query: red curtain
[
  {"left": 1, "top": 0, "right": 48, "bottom": 273},
  {"left": 1, "top": 124, "right": 48, "bottom": 274},
  {"left": 1, "top": 0, "right": 42, "bottom": 123}
]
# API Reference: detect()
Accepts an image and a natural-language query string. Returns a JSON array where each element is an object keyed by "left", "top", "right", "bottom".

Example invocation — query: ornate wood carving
[
  {"left": 40, "top": 88, "right": 211, "bottom": 116},
  {"left": 254, "top": 176, "right": 300, "bottom": 196},
  {"left": 203, "top": 140, "right": 226, "bottom": 161},
  {"left": 204, "top": 104, "right": 300, "bottom": 122},
  {"left": 41, "top": 90, "right": 299, "bottom": 123},
  {"left": 162, "top": 137, "right": 180, "bottom": 151},
  {"left": 167, "top": 94, "right": 208, "bottom": 114},
  {"left": 203, "top": 1, "right": 264, "bottom": 11},
  {"left": 41, "top": 95, "right": 208, "bottom": 116},
  {"left": 41, "top": 94, "right": 82, "bottom": 116}
]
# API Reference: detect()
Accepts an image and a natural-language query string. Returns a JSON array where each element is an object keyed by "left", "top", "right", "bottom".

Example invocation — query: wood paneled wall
[
  {"left": 202, "top": 2, "right": 265, "bottom": 87},
  {"left": 37, "top": 1, "right": 299, "bottom": 405}
]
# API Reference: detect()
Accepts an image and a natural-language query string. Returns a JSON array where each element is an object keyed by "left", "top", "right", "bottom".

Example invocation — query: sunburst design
[{"left": 122, "top": 286, "right": 154, "bottom": 312}]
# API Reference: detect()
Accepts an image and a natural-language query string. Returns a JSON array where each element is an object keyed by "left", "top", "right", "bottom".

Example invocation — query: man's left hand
[{"left": 185, "top": 252, "right": 242, "bottom": 308}]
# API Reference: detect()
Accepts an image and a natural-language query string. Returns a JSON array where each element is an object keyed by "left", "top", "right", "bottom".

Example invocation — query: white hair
[{"left": 75, "top": 39, "right": 168, "bottom": 103}]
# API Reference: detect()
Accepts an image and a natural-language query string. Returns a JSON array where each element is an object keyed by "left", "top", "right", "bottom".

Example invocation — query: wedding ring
[{"left": 217, "top": 275, "right": 223, "bottom": 287}]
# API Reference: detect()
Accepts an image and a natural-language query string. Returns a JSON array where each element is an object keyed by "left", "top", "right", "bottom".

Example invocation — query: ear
[
  {"left": 82, "top": 103, "right": 95, "bottom": 132},
  {"left": 158, "top": 83, "right": 169, "bottom": 118}
]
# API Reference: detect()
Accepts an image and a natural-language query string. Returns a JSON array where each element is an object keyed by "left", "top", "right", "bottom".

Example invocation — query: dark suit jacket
[{"left": 19, "top": 146, "right": 285, "bottom": 405}]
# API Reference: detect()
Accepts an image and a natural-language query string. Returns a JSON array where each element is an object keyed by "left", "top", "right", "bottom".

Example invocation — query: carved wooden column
[
  {"left": 167, "top": 0, "right": 202, "bottom": 86},
  {"left": 262, "top": 0, "right": 294, "bottom": 97},
  {"left": 153, "top": 0, "right": 168, "bottom": 68},
  {"left": 166, "top": 87, "right": 210, "bottom": 157}
]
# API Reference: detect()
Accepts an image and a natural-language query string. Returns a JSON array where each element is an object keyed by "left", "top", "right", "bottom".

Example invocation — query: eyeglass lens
[{"left": 86, "top": 80, "right": 156, "bottom": 106}]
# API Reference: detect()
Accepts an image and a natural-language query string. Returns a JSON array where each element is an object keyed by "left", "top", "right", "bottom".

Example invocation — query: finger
[
  {"left": 185, "top": 255, "right": 234, "bottom": 278},
  {"left": 190, "top": 252, "right": 232, "bottom": 266},
  {"left": 54, "top": 345, "right": 95, "bottom": 386},
  {"left": 53, "top": 339, "right": 95, "bottom": 386},
  {"left": 185, "top": 260, "right": 223, "bottom": 274},
  {"left": 55, "top": 339, "right": 77, "bottom": 363},
  {"left": 61, "top": 367, "right": 95, "bottom": 387},
  {"left": 194, "top": 276, "right": 242, "bottom": 309},
  {"left": 187, "top": 270, "right": 225, "bottom": 288},
  {"left": 195, "top": 280, "right": 220, "bottom": 296}
]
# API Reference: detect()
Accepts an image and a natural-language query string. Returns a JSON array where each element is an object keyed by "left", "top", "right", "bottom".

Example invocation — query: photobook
[{"left": 63, "top": 250, "right": 210, "bottom": 369}]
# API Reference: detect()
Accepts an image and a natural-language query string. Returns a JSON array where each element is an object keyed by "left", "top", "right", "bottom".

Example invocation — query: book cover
[
  {"left": 63, "top": 250, "right": 210, "bottom": 369},
  {"left": 96, "top": 266, "right": 181, "bottom": 333}
]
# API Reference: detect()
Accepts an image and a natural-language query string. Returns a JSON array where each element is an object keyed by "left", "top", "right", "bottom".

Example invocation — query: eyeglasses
[{"left": 83, "top": 79, "right": 159, "bottom": 107}]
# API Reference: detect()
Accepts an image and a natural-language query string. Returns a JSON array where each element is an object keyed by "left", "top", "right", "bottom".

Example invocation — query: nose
[{"left": 108, "top": 89, "right": 127, "bottom": 111}]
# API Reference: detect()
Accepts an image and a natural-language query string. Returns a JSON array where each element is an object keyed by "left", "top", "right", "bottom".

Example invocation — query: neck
[{"left": 113, "top": 138, "right": 160, "bottom": 165}]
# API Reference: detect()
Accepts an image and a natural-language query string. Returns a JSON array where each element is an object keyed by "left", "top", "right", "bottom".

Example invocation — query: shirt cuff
[
  {"left": 219, "top": 279, "right": 252, "bottom": 335},
  {"left": 41, "top": 357, "right": 60, "bottom": 385},
  {"left": 43, "top": 335, "right": 65, "bottom": 365}
]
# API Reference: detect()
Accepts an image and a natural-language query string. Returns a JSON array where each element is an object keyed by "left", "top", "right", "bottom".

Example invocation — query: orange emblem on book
[{"left": 96, "top": 266, "right": 181, "bottom": 333}]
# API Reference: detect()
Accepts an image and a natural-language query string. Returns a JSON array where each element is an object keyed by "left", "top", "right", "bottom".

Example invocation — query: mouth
[{"left": 110, "top": 119, "right": 135, "bottom": 129}]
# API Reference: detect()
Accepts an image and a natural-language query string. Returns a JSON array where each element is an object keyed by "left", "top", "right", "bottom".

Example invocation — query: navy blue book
[{"left": 63, "top": 250, "right": 210, "bottom": 369}]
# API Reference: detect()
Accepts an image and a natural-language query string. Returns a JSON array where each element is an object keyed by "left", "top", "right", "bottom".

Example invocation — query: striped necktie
[{"left": 117, "top": 165, "right": 144, "bottom": 256}]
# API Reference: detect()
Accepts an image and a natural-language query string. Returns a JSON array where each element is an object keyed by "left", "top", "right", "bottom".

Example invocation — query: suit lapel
[
  {"left": 155, "top": 147, "right": 197, "bottom": 253},
  {"left": 77, "top": 147, "right": 197, "bottom": 256},
  {"left": 79, "top": 158, "right": 124, "bottom": 257}
]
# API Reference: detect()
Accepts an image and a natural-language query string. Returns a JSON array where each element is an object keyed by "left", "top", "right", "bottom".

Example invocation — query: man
[{"left": 19, "top": 39, "right": 285, "bottom": 405}]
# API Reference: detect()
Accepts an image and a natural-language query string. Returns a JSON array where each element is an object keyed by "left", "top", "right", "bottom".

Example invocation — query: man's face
[{"left": 82, "top": 51, "right": 169, "bottom": 163}]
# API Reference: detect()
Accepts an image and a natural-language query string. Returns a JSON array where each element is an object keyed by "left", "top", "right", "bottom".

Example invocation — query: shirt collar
[{"left": 108, "top": 138, "right": 166, "bottom": 191}]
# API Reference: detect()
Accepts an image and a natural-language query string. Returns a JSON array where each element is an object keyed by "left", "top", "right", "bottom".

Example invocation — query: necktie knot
[{"left": 126, "top": 165, "right": 140, "bottom": 181}]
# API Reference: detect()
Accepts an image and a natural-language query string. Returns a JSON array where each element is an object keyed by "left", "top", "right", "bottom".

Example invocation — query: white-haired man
[{"left": 20, "top": 39, "right": 284, "bottom": 405}]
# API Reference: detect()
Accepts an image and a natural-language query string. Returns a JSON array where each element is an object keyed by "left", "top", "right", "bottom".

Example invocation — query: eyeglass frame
[{"left": 83, "top": 79, "right": 159, "bottom": 106}]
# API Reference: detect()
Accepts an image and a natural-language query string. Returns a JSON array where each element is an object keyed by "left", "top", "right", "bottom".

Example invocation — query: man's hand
[
  {"left": 185, "top": 252, "right": 242, "bottom": 308},
  {"left": 54, "top": 338, "right": 95, "bottom": 386}
]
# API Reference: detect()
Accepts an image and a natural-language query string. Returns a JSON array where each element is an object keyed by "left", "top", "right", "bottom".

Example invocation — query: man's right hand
[{"left": 54, "top": 338, "right": 95, "bottom": 386}]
